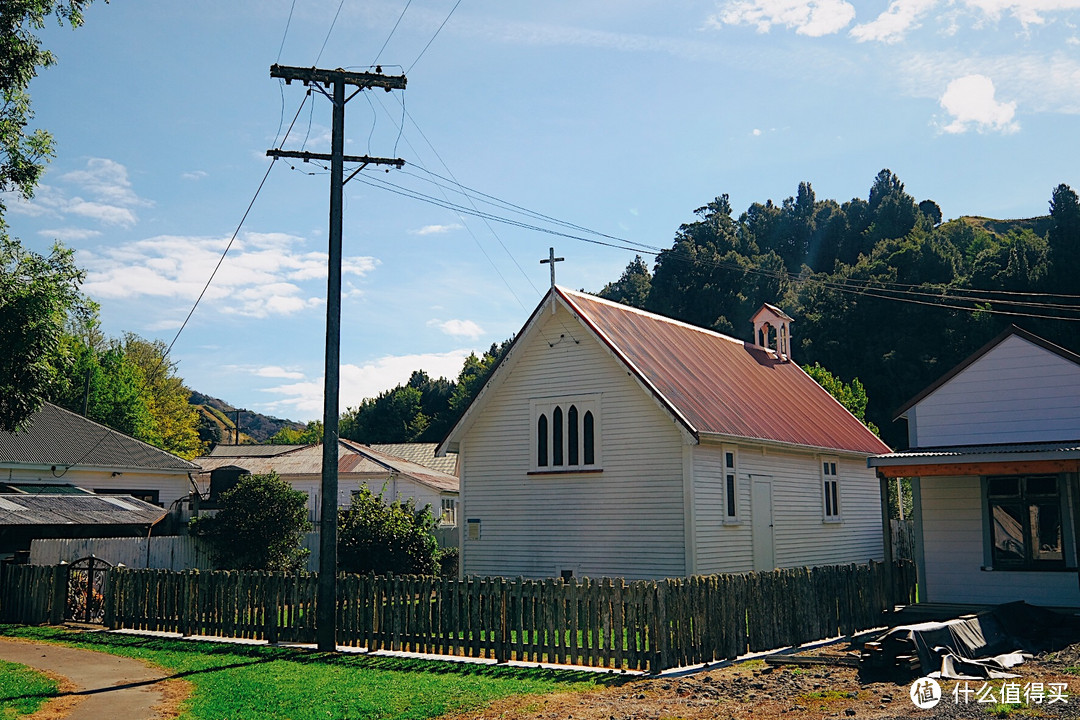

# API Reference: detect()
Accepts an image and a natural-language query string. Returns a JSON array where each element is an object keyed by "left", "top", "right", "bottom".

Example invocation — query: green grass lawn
[
  {"left": 0, "top": 658, "right": 59, "bottom": 720},
  {"left": 0, "top": 625, "right": 607, "bottom": 720}
]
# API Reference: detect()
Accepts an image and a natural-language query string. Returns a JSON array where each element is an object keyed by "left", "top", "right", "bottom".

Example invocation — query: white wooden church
[{"left": 438, "top": 286, "right": 890, "bottom": 580}]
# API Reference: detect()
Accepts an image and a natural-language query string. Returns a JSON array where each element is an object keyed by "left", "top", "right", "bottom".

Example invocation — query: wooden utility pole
[{"left": 268, "top": 64, "right": 405, "bottom": 652}]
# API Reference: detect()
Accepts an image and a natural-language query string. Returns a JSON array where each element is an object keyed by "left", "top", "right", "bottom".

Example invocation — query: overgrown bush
[
  {"left": 189, "top": 471, "right": 311, "bottom": 571},
  {"left": 337, "top": 485, "right": 439, "bottom": 576}
]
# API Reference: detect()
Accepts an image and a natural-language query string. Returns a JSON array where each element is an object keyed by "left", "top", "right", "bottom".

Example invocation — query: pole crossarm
[
  {"left": 270, "top": 64, "right": 407, "bottom": 91},
  {"left": 266, "top": 149, "right": 405, "bottom": 168}
]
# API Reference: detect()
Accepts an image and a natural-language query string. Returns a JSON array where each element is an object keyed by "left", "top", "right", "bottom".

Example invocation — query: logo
[{"left": 910, "top": 677, "right": 942, "bottom": 709}]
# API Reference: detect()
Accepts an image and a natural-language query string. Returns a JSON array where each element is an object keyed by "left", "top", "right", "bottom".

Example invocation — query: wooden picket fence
[
  {"left": 2, "top": 559, "right": 916, "bottom": 672},
  {"left": 0, "top": 564, "right": 67, "bottom": 625}
]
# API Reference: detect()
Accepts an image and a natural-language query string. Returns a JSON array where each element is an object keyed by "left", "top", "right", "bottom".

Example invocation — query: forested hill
[{"left": 596, "top": 170, "right": 1080, "bottom": 450}]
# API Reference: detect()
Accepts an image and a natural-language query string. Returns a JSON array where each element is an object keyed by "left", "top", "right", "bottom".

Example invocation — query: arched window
[
  {"left": 552, "top": 406, "right": 563, "bottom": 466},
  {"left": 537, "top": 414, "right": 548, "bottom": 467},
  {"left": 583, "top": 411, "right": 595, "bottom": 465},
  {"left": 567, "top": 405, "right": 579, "bottom": 465}
]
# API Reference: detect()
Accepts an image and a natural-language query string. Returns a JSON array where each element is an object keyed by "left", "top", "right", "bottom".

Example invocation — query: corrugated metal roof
[
  {"left": 207, "top": 444, "right": 309, "bottom": 457},
  {"left": 366, "top": 443, "right": 459, "bottom": 476},
  {"left": 0, "top": 493, "right": 167, "bottom": 526},
  {"left": 0, "top": 403, "right": 199, "bottom": 472},
  {"left": 0, "top": 483, "right": 93, "bottom": 495},
  {"left": 193, "top": 441, "right": 459, "bottom": 493},
  {"left": 559, "top": 289, "right": 891, "bottom": 456},
  {"left": 871, "top": 441, "right": 1080, "bottom": 463}
]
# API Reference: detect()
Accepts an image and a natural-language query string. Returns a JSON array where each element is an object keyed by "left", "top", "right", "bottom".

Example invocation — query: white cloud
[
  {"left": 182, "top": 170, "right": 208, "bottom": 181},
  {"left": 429, "top": 318, "right": 485, "bottom": 339},
  {"left": 752, "top": 128, "right": 763, "bottom": 136},
  {"left": 412, "top": 223, "right": 463, "bottom": 235},
  {"left": 11, "top": 158, "right": 149, "bottom": 227},
  {"left": 67, "top": 199, "right": 138, "bottom": 227},
  {"left": 252, "top": 365, "right": 306, "bottom": 380},
  {"left": 79, "top": 232, "right": 378, "bottom": 318},
  {"left": 938, "top": 74, "right": 1019, "bottom": 133},
  {"left": 850, "top": 0, "right": 939, "bottom": 43},
  {"left": 708, "top": 0, "right": 856, "bottom": 36},
  {"left": 962, "top": 0, "right": 1080, "bottom": 27},
  {"left": 261, "top": 349, "right": 476, "bottom": 417},
  {"left": 37, "top": 227, "right": 102, "bottom": 242}
]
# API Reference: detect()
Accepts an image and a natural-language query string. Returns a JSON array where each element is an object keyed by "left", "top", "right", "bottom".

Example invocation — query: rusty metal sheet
[{"left": 561, "top": 289, "right": 891, "bottom": 455}]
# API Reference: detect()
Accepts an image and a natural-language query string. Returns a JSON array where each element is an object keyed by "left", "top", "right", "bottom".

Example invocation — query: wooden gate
[{"left": 66, "top": 556, "right": 112, "bottom": 624}]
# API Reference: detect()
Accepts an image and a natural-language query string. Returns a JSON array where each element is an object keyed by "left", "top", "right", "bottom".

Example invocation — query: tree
[
  {"left": 0, "top": 238, "right": 90, "bottom": 431},
  {"left": 0, "top": 1, "right": 94, "bottom": 432},
  {"left": 597, "top": 255, "right": 651, "bottom": 308},
  {"left": 121, "top": 334, "right": 204, "bottom": 458},
  {"left": 801, "top": 362, "right": 879, "bottom": 436},
  {"left": 337, "top": 485, "right": 440, "bottom": 576},
  {"left": 189, "top": 472, "right": 312, "bottom": 571},
  {"left": 1, "top": 1, "right": 91, "bottom": 209},
  {"left": 268, "top": 420, "right": 323, "bottom": 445},
  {"left": 1048, "top": 183, "right": 1080, "bottom": 291}
]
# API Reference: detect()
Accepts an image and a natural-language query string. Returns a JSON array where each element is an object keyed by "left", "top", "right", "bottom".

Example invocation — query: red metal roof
[{"left": 559, "top": 289, "right": 891, "bottom": 455}]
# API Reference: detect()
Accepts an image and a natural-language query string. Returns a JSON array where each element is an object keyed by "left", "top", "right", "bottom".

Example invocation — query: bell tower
[{"left": 750, "top": 303, "right": 794, "bottom": 362}]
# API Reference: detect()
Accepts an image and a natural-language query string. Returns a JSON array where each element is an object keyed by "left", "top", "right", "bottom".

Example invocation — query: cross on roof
[{"left": 540, "top": 247, "right": 564, "bottom": 289}]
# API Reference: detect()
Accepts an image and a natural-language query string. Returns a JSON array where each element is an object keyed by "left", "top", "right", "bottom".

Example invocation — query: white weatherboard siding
[
  {"left": 920, "top": 476, "right": 1080, "bottom": 605},
  {"left": 460, "top": 304, "right": 686, "bottom": 580},
  {"left": 283, "top": 474, "right": 445, "bottom": 524},
  {"left": 912, "top": 335, "right": 1080, "bottom": 447},
  {"left": 743, "top": 449, "right": 882, "bottom": 569},
  {"left": 2, "top": 468, "right": 192, "bottom": 508},
  {"left": 693, "top": 443, "right": 752, "bottom": 573}
]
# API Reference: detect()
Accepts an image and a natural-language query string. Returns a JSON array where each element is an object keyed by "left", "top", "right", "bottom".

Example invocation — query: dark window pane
[
  {"left": 823, "top": 462, "right": 830, "bottom": 475},
  {"left": 726, "top": 452, "right": 735, "bottom": 469},
  {"left": 726, "top": 474, "right": 736, "bottom": 517},
  {"left": 988, "top": 477, "right": 1021, "bottom": 497},
  {"left": 991, "top": 503, "right": 1026, "bottom": 564},
  {"left": 537, "top": 414, "right": 548, "bottom": 467},
  {"left": 824, "top": 481, "right": 833, "bottom": 516},
  {"left": 1026, "top": 476, "right": 1058, "bottom": 496},
  {"left": 553, "top": 406, "right": 563, "bottom": 466},
  {"left": 831, "top": 482, "right": 839, "bottom": 515},
  {"left": 830, "top": 462, "right": 837, "bottom": 476},
  {"left": 1031, "top": 503, "right": 1063, "bottom": 561},
  {"left": 583, "top": 411, "right": 595, "bottom": 465},
  {"left": 568, "top": 405, "right": 579, "bottom": 465}
]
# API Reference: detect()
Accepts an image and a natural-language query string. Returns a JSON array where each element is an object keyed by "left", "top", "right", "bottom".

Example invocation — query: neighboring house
[
  {"left": 0, "top": 402, "right": 200, "bottom": 561},
  {"left": 869, "top": 326, "right": 1080, "bottom": 607},
  {"left": 193, "top": 440, "right": 460, "bottom": 527},
  {"left": 438, "top": 287, "right": 890, "bottom": 580}
]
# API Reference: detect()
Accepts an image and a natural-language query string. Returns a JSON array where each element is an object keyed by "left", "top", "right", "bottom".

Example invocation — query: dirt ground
[{"left": 445, "top": 641, "right": 1080, "bottom": 720}]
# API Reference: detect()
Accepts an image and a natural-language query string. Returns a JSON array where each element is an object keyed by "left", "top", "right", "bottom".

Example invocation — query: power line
[
  {"left": 315, "top": 0, "right": 347, "bottom": 65},
  {"left": 406, "top": 0, "right": 462, "bottom": 73},
  {"left": 372, "top": 0, "right": 413, "bottom": 66},
  {"left": 276, "top": 0, "right": 298, "bottom": 63}
]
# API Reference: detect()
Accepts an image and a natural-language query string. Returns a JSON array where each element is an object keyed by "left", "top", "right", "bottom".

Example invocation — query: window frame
[
  {"left": 439, "top": 497, "right": 458, "bottom": 527},
  {"left": 985, "top": 474, "right": 1066, "bottom": 571},
  {"left": 722, "top": 444, "right": 740, "bottom": 524},
  {"left": 820, "top": 456, "right": 842, "bottom": 523},
  {"left": 530, "top": 395, "right": 602, "bottom": 474}
]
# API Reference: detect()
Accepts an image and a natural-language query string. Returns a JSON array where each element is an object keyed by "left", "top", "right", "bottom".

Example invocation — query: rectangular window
[
  {"left": 987, "top": 475, "right": 1064, "bottom": 570},
  {"left": 530, "top": 395, "right": 602, "bottom": 472},
  {"left": 821, "top": 457, "right": 841, "bottom": 522},
  {"left": 440, "top": 498, "right": 457, "bottom": 527},
  {"left": 723, "top": 446, "right": 739, "bottom": 523}
]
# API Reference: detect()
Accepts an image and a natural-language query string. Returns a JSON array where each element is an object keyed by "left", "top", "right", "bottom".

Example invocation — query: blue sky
[{"left": 9, "top": 0, "right": 1080, "bottom": 422}]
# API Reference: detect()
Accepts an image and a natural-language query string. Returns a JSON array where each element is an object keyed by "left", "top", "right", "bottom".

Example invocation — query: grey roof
[
  {"left": 366, "top": 443, "right": 459, "bottom": 476},
  {"left": 206, "top": 444, "right": 308, "bottom": 457},
  {"left": 0, "top": 493, "right": 168, "bottom": 526},
  {"left": 193, "top": 440, "right": 459, "bottom": 493},
  {"left": 870, "top": 441, "right": 1080, "bottom": 467},
  {"left": 0, "top": 403, "right": 199, "bottom": 472}
]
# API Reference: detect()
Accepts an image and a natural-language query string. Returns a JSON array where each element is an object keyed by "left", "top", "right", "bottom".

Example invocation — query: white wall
[
  {"left": 2, "top": 467, "right": 193, "bottom": 509},
  {"left": 460, "top": 303, "right": 687, "bottom": 580},
  {"left": 912, "top": 334, "right": 1080, "bottom": 447},
  {"left": 693, "top": 443, "right": 752, "bottom": 573},
  {"left": 920, "top": 475, "right": 1080, "bottom": 606},
  {"left": 282, "top": 474, "right": 447, "bottom": 524}
]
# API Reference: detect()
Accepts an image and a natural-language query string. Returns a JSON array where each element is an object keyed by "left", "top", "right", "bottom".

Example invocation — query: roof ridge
[
  {"left": 557, "top": 286, "right": 757, "bottom": 351},
  {"left": 42, "top": 403, "right": 199, "bottom": 470}
]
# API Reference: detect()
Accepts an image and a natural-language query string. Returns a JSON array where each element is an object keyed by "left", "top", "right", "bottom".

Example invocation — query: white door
[{"left": 751, "top": 476, "right": 775, "bottom": 571}]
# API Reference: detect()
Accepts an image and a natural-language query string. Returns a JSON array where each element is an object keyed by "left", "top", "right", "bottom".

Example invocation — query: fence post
[
  {"left": 102, "top": 568, "right": 118, "bottom": 629},
  {"left": 651, "top": 580, "right": 669, "bottom": 673},
  {"left": 50, "top": 565, "right": 67, "bottom": 625}
]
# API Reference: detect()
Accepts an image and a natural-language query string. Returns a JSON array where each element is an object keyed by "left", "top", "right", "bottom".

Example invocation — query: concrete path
[{"left": 0, "top": 637, "right": 178, "bottom": 719}]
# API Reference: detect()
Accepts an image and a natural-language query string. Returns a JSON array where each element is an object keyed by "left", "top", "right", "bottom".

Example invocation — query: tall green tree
[
  {"left": 0, "top": 1, "right": 94, "bottom": 432},
  {"left": 0, "top": 238, "right": 90, "bottom": 431},
  {"left": 598, "top": 255, "right": 651, "bottom": 308},
  {"left": 802, "top": 362, "right": 879, "bottom": 435},
  {"left": 121, "top": 334, "right": 204, "bottom": 458},
  {"left": 337, "top": 485, "right": 440, "bottom": 576},
  {"left": 1048, "top": 183, "right": 1080, "bottom": 291}
]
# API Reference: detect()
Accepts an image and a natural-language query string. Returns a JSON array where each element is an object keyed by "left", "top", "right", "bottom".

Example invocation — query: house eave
[
  {"left": 697, "top": 432, "right": 880, "bottom": 458},
  {"left": 0, "top": 462, "right": 195, "bottom": 475}
]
